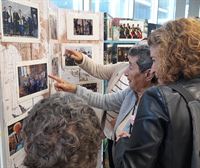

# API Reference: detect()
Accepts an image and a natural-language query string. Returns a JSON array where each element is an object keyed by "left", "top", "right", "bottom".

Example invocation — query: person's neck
[{"left": 136, "top": 83, "right": 153, "bottom": 99}]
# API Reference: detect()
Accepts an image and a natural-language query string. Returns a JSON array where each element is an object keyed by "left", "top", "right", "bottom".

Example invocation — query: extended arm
[
  {"left": 48, "top": 74, "right": 129, "bottom": 112},
  {"left": 64, "top": 49, "right": 127, "bottom": 80}
]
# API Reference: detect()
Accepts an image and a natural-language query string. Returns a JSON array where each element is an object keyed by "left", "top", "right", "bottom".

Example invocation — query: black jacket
[{"left": 114, "top": 78, "right": 200, "bottom": 168}]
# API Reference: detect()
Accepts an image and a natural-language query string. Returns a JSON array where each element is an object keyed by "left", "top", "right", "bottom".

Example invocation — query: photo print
[
  {"left": 16, "top": 60, "right": 48, "bottom": 102},
  {"left": 49, "top": 7, "right": 58, "bottom": 40},
  {"left": 0, "top": 0, "right": 40, "bottom": 43},
  {"left": 104, "top": 12, "right": 112, "bottom": 40},
  {"left": 62, "top": 43, "right": 93, "bottom": 68},
  {"left": 74, "top": 18, "right": 93, "bottom": 35},
  {"left": 52, "top": 57, "right": 59, "bottom": 76},
  {"left": 119, "top": 19, "right": 146, "bottom": 40},
  {"left": 12, "top": 100, "right": 32, "bottom": 118},
  {"left": 66, "top": 11, "right": 100, "bottom": 40},
  {"left": 61, "top": 68, "right": 80, "bottom": 84},
  {"left": 79, "top": 69, "right": 96, "bottom": 82},
  {"left": 104, "top": 44, "right": 119, "bottom": 64},
  {"left": 80, "top": 83, "right": 97, "bottom": 92},
  {"left": 8, "top": 118, "right": 24, "bottom": 156},
  {"left": 117, "top": 44, "right": 134, "bottom": 62}
]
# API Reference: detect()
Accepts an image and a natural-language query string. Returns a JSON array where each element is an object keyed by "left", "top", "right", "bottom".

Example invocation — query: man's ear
[{"left": 144, "top": 69, "right": 154, "bottom": 81}]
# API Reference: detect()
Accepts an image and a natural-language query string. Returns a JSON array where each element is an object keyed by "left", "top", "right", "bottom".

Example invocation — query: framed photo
[
  {"left": 16, "top": 59, "right": 48, "bottom": 102},
  {"left": 119, "top": 19, "right": 146, "bottom": 40},
  {"left": 80, "top": 82, "right": 97, "bottom": 92},
  {"left": 49, "top": 6, "right": 58, "bottom": 41},
  {"left": 104, "top": 12, "right": 112, "bottom": 40},
  {"left": 61, "top": 67, "right": 80, "bottom": 84},
  {"left": 0, "top": 0, "right": 40, "bottom": 43},
  {"left": 66, "top": 11, "right": 100, "bottom": 40},
  {"left": 117, "top": 44, "right": 135, "bottom": 62},
  {"left": 104, "top": 44, "right": 116, "bottom": 64},
  {"left": 52, "top": 57, "right": 59, "bottom": 76},
  {"left": 8, "top": 118, "right": 24, "bottom": 156},
  {"left": 79, "top": 69, "right": 96, "bottom": 83},
  {"left": 61, "top": 43, "right": 100, "bottom": 69}
]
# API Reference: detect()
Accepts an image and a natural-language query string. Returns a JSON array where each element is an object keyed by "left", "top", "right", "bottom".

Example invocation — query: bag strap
[{"left": 169, "top": 83, "right": 195, "bottom": 103}]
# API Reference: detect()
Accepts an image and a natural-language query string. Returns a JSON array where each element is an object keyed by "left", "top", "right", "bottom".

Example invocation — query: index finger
[
  {"left": 64, "top": 49, "right": 74, "bottom": 56},
  {"left": 48, "top": 74, "right": 63, "bottom": 83}
]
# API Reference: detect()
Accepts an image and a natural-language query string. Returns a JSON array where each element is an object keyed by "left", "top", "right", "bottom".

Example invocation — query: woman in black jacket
[{"left": 114, "top": 17, "right": 200, "bottom": 168}]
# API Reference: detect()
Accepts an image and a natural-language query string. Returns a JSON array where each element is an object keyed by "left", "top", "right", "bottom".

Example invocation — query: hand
[
  {"left": 48, "top": 75, "right": 77, "bottom": 93},
  {"left": 116, "top": 131, "right": 130, "bottom": 142},
  {"left": 64, "top": 49, "right": 83, "bottom": 64}
]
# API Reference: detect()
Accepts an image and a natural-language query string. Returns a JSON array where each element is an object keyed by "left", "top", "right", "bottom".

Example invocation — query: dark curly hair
[
  {"left": 148, "top": 18, "right": 200, "bottom": 84},
  {"left": 22, "top": 93, "right": 103, "bottom": 168}
]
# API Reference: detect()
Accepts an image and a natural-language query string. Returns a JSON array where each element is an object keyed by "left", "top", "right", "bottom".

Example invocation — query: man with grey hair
[{"left": 49, "top": 45, "right": 157, "bottom": 145}]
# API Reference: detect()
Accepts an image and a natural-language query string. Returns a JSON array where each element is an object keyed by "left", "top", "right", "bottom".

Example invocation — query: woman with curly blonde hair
[
  {"left": 114, "top": 18, "right": 200, "bottom": 168},
  {"left": 149, "top": 17, "right": 200, "bottom": 84}
]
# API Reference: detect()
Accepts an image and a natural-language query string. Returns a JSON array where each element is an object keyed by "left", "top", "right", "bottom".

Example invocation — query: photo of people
[
  {"left": 117, "top": 45, "right": 134, "bottom": 62},
  {"left": 104, "top": 44, "right": 118, "bottom": 64},
  {"left": 119, "top": 20, "right": 144, "bottom": 39},
  {"left": 62, "top": 45, "right": 92, "bottom": 67},
  {"left": 8, "top": 119, "right": 24, "bottom": 156},
  {"left": 17, "top": 62, "right": 48, "bottom": 99},
  {"left": 1, "top": 0, "right": 39, "bottom": 41},
  {"left": 66, "top": 12, "right": 100, "bottom": 40},
  {"left": 74, "top": 18, "right": 93, "bottom": 35}
]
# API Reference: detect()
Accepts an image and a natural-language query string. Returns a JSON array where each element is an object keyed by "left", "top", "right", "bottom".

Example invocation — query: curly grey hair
[{"left": 22, "top": 93, "right": 103, "bottom": 168}]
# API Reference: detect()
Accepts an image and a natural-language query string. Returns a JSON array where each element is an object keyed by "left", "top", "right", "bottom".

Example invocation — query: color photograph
[
  {"left": 62, "top": 43, "right": 93, "bottom": 68},
  {"left": 117, "top": 44, "right": 134, "bottom": 62},
  {"left": 16, "top": 60, "right": 48, "bottom": 102},
  {"left": 8, "top": 119, "right": 24, "bottom": 156},
  {"left": 81, "top": 82, "right": 97, "bottom": 92},
  {"left": 119, "top": 20, "right": 145, "bottom": 40},
  {"left": 0, "top": 0, "right": 40, "bottom": 42},
  {"left": 66, "top": 11, "right": 100, "bottom": 40}
]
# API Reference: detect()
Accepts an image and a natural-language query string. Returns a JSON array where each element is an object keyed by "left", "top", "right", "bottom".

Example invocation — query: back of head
[
  {"left": 148, "top": 17, "right": 200, "bottom": 84},
  {"left": 22, "top": 93, "right": 102, "bottom": 168}
]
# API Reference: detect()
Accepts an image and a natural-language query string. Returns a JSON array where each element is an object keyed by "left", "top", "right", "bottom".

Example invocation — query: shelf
[{"left": 104, "top": 39, "right": 141, "bottom": 44}]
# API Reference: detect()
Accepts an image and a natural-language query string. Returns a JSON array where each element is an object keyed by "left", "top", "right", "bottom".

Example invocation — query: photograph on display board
[
  {"left": 10, "top": 149, "right": 26, "bottom": 168},
  {"left": 8, "top": 119, "right": 24, "bottom": 156},
  {"left": 52, "top": 57, "right": 59, "bottom": 76},
  {"left": 0, "top": 0, "right": 40, "bottom": 43},
  {"left": 49, "top": 7, "right": 58, "bottom": 41},
  {"left": 104, "top": 12, "right": 112, "bottom": 40},
  {"left": 117, "top": 44, "right": 134, "bottom": 62},
  {"left": 119, "top": 20, "right": 146, "bottom": 40},
  {"left": 80, "top": 83, "right": 97, "bottom": 92},
  {"left": 79, "top": 69, "right": 96, "bottom": 82},
  {"left": 12, "top": 103, "right": 30, "bottom": 118},
  {"left": 62, "top": 43, "right": 93, "bottom": 68},
  {"left": 16, "top": 60, "right": 48, "bottom": 102},
  {"left": 74, "top": 18, "right": 93, "bottom": 35},
  {"left": 66, "top": 12, "right": 100, "bottom": 40},
  {"left": 61, "top": 68, "right": 80, "bottom": 84},
  {"left": 104, "top": 44, "right": 118, "bottom": 64}
]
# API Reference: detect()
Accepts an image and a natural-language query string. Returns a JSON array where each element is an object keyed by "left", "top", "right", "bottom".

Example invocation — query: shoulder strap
[
  {"left": 169, "top": 83, "right": 195, "bottom": 103},
  {"left": 169, "top": 83, "right": 200, "bottom": 168}
]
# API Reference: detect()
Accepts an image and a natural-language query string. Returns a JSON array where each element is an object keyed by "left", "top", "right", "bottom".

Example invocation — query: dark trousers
[{"left": 108, "top": 139, "right": 115, "bottom": 168}]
